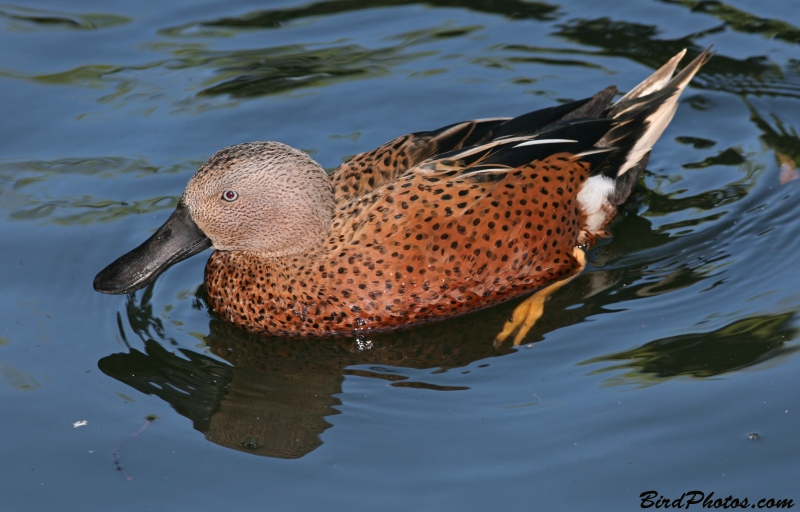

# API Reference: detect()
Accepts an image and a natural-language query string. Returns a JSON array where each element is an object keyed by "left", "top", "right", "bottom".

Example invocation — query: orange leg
[{"left": 494, "top": 247, "right": 586, "bottom": 348}]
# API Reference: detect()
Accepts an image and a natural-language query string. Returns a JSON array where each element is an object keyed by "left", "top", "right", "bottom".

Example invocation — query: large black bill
[{"left": 94, "top": 203, "right": 212, "bottom": 295}]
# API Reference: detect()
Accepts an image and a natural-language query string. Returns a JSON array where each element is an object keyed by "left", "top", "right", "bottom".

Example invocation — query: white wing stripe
[
  {"left": 513, "top": 138, "right": 577, "bottom": 148},
  {"left": 574, "top": 148, "right": 615, "bottom": 157}
]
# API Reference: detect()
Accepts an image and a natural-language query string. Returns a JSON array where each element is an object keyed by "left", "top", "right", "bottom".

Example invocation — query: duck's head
[{"left": 94, "top": 141, "right": 334, "bottom": 295}]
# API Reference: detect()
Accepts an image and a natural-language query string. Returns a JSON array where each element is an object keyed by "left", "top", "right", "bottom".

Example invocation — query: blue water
[{"left": 1, "top": 0, "right": 799, "bottom": 510}]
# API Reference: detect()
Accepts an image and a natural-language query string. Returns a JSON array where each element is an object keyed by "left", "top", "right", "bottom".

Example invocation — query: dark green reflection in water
[
  {"left": 0, "top": 157, "right": 189, "bottom": 225},
  {"left": 3, "top": 1, "right": 799, "bottom": 108},
  {"left": 0, "top": 5, "right": 129, "bottom": 31},
  {"left": 550, "top": 15, "right": 800, "bottom": 99},
  {"left": 160, "top": 0, "right": 559, "bottom": 36},
  {"left": 197, "top": 44, "right": 432, "bottom": 99},
  {"left": 642, "top": 158, "right": 756, "bottom": 217},
  {"left": 747, "top": 103, "right": 800, "bottom": 169},
  {"left": 6, "top": 0, "right": 800, "bottom": 109},
  {"left": 583, "top": 313, "right": 799, "bottom": 384},
  {"left": 659, "top": 0, "right": 800, "bottom": 45},
  {"left": 183, "top": 9, "right": 800, "bottom": 101}
]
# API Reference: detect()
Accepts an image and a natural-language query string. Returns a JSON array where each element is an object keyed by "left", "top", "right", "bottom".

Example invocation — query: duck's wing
[
  {"left": 330, "top": 86, "right": 618, "bottom": 203},
  {"left": 412, "top": 116, "right": 617, "bottom": 179},
  {"left": 330, "top": 119, "right": 506, "bottom": 203},
  {"left": 337, "top": 48, "right": 711, "bottom": 245},
  {"left": 413, "top": 47, "right": 713, "bottom": 233}
]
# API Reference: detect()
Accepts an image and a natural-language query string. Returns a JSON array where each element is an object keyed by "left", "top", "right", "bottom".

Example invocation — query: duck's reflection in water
[
  {"left": 99, "top": 309, "right": 518, "bottom": 458},
  {"left": 99, "top": 336, "right": 342, "bottom": 458}
]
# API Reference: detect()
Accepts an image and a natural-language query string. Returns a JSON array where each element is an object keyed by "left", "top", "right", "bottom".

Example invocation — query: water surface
[{"left": 1, "top": 0, "right": 799, "bottom": 510}]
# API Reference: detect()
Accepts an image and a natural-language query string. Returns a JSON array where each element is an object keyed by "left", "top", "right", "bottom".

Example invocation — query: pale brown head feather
[{"left": 183, "top": 141, "right": 334, "bottom": 256}]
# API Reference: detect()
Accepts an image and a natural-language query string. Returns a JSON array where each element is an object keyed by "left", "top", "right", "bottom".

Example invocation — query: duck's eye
[{"left": 221, "top": 190, "right": 238, "bottom": 202}]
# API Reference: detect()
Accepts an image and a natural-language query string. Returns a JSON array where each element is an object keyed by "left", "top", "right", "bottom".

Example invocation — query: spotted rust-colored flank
[{"left": 205, "top": 152, "right": 588, "bottom": 336}]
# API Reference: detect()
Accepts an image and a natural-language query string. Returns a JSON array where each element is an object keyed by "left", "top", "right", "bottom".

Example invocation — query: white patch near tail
[{"left": 577, "top": 175, "right": 615, "bottom": 232}]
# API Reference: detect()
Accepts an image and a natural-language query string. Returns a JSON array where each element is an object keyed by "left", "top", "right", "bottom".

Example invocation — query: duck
[{"left": 95, "top": 47, "right": 712, "bottom": 346}]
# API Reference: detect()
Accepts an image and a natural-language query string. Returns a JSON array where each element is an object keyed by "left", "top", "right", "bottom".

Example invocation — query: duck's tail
[
  {"left": 597, "top": 47, "right": 714, "bottom": 205},
  {"left": 575, "top": 47, "right": 713, "bottom": 234}
]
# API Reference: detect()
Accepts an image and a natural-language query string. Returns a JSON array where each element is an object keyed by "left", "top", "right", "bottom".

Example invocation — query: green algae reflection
[
  {"left": 0, "top": 5, "right": 129, "bottom": 31},
  {"left": 582, "top": 313, "right": 799, "bottom": 385},
  {"left": 0, "top": 157, "right": 192, "bottom": 225}
]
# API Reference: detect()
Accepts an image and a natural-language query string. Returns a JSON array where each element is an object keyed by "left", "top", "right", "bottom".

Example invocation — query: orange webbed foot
[{"left": 493, "top": 247, "right": 587, "bottom": 348}]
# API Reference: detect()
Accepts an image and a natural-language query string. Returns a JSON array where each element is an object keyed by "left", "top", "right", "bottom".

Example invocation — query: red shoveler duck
[{"left": 95, "top": 48, "right": 712, "bottom": 346}]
